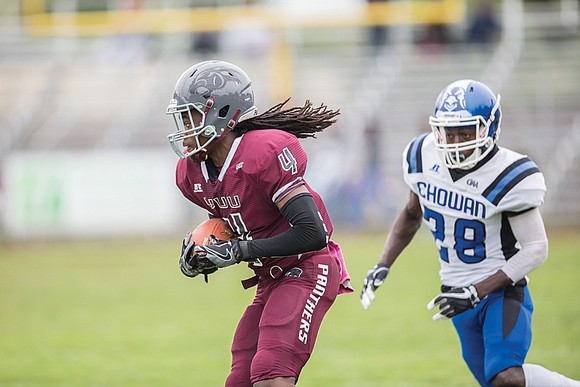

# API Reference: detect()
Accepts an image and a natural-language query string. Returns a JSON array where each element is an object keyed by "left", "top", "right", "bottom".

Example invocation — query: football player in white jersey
[{"left": 360, "top": 80, "right": 580, "bottom": 387}]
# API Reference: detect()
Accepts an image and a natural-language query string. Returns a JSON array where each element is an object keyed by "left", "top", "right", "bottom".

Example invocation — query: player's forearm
[
  {"left": 501, "top": 208, "right": 549, "bottom": 282},
  {"left": 239, "top": 193, "right": 327, "bottom": 259},
  {"left": 473, "top": 270, "right": 513, "bottom": 299},
  {"left": 380, "top": 201, "right": 422, "bottom": 267},
  {"left": 474, "top": 208, "right": 548, "bottom": 297}
]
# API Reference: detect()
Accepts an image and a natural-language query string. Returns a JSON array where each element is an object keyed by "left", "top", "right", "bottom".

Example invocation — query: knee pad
[{"left": 250, "top": 346, "right": 308, "bottom": 383}]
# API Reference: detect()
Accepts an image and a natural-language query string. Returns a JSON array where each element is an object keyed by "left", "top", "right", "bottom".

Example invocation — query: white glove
[{"left": 360, "top": 264, "right": 390, "bottom": 310}]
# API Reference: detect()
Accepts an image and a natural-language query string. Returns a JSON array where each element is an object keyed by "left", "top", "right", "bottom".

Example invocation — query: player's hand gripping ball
[{"left": 179, "top": 218, "right": 237, "bottom": 281}]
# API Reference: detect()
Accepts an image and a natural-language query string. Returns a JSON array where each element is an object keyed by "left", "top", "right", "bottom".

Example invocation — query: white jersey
[{"left": 403, "top": 132, "right": 546, "bottom": 287}]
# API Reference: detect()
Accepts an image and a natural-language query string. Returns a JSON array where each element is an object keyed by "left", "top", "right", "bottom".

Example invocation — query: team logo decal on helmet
[
  {"left": 191, "top": 69, "right": 228, "bottom": 97},
  {"left": 442, "top": 87, "right": 467, "bottom": 112}
]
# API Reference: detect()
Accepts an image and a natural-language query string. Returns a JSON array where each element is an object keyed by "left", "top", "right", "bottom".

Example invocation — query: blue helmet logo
[{"left": 442, "top": 87, "right": 467, "bottom": 112}]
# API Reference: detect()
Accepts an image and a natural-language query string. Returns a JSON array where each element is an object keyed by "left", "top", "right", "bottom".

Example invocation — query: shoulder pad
[{"left": 405, "top": 132, "right": 430, "bottom": 174}]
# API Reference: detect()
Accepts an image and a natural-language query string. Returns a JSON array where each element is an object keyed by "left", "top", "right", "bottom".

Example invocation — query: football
[{"left": 188, "top": 218, "right": 236, "bottom": 246}]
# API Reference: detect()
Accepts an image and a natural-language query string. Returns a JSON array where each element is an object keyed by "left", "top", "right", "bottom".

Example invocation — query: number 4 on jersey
[{"left": 278, "top": 147, "right": 298, "bottom": 175}]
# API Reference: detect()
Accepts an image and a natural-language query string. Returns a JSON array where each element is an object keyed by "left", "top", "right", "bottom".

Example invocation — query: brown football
[{"left": 188, "top": 218, "right": 236, "bottom": 246}]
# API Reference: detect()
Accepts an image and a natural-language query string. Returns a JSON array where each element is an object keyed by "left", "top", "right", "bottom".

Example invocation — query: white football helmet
[
  {"left": 429, "top": 79, "right": 502, "bottom": 169},
  {"left": 166, "top": 60, "right": 257, "bottom": 161}
]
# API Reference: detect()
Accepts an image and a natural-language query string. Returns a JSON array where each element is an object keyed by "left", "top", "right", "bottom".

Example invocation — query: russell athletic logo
[{"left": 298, "top": 264, "right": 329, "bottom": 344}]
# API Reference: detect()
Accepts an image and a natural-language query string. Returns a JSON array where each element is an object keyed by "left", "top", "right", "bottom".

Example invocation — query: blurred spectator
[
  {"left": 418, "top": 24, "right": 450, "bottom": 46},
  {"left": 367, "top": 0, "right": 390, "bottom": 54},
  {"left": 192, "top": 32, "right": 219, "bottom": 55},
  {"left": 416, "top": 23, "right": 451, "bottom": 55},
  {"left": 190, "top": 0, "right": 219, "bottom": 56},
  {"left": 466, "top": 0, "right": 501, "bottom": 46}
]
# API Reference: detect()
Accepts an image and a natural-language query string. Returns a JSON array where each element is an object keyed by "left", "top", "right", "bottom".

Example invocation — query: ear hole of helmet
[{"left": 219, "top": 105, "right": 230, "bottom": 118}]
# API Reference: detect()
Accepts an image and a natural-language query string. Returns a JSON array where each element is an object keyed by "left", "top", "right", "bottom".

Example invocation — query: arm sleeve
[
  {"left": 238, "top": 193, "right": 328, "bottom": 260},
  {"left": 501, "top": 207, "right": 549, "bottom": 282}
]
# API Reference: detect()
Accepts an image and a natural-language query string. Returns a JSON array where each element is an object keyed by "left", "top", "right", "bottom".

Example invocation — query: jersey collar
[
  {"left": 448, "top": 145, "right": 499, "bottom": 182},
  {"left": 201, "top": 134, "right": 244, "bottom": 182}
]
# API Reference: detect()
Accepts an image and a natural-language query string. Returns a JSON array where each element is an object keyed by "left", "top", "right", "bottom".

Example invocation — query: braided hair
[{"left": 234, "top": 98, "right": 340, "bottom": 138}]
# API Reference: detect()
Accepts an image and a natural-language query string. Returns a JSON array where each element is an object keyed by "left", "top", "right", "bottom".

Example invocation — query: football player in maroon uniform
[{"left": 166, "top": 60, "right": 353, "bottom": 387}]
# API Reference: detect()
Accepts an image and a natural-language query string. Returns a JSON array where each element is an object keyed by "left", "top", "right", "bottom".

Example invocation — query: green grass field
[{"left": 1, "top": 227, "right": 579, "bottom": 386}]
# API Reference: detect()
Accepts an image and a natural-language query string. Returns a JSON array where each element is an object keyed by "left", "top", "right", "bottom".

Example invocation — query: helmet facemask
[{"left": 166, "top": 99, "right": 220, "bottom": 161}]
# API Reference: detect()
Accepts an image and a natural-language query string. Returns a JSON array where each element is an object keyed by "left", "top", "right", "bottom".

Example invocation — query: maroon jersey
[{"left": 176, "top": 129, "right": 334, "bottom": 275}]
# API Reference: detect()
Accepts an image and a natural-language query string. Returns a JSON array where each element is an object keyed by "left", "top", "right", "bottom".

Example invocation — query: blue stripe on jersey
[
  {"left": 482, "top": 158, "right": 540, "bottom": 206},
  {"left": 406, "top": 132, "right": 430, "bottom": 174}
]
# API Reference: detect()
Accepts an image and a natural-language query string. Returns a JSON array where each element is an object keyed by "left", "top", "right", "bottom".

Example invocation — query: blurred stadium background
[
  {"left": 1, "top": 1, "right": 579, "bottom": 386},
  {"left": 0, "top": 0, "right": 579, "bottom": 238}
]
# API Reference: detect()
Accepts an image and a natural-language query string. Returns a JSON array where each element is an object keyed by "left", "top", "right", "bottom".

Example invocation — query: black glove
[
  {"left": 193, "top": 237, "right": 246, "bottom": 269},
  {"left": 179, "top": 232, "right": 218, "bottom": 282},
  {"left": 427, "top": 285, "right": 480, "bottom": 320},
  {"left": 360, "top": 263, "right": 390, "bottom": 310}
]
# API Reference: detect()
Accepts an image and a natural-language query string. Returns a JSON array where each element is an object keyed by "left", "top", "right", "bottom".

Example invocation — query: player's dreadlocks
[{"left": 234, "top": 98, "right": 340, "bottom": 138}]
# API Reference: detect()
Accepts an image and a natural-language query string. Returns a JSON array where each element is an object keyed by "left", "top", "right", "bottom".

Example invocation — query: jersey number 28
[{"left": 423, "top": 207, "right": 486, "bottom": 264}]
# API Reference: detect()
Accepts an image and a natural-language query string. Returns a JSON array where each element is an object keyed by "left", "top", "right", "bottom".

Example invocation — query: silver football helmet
[
  {"left": 166, "top": 60, "right": 257, "bottom": 161},
  {"left": 429, "top": 79, "right": 502, "bottom": 170}
]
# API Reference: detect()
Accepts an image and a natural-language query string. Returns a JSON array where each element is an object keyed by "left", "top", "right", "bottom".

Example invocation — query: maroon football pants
[{"left": 225, "top": 251, "right": 340, "bottom": 386}]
